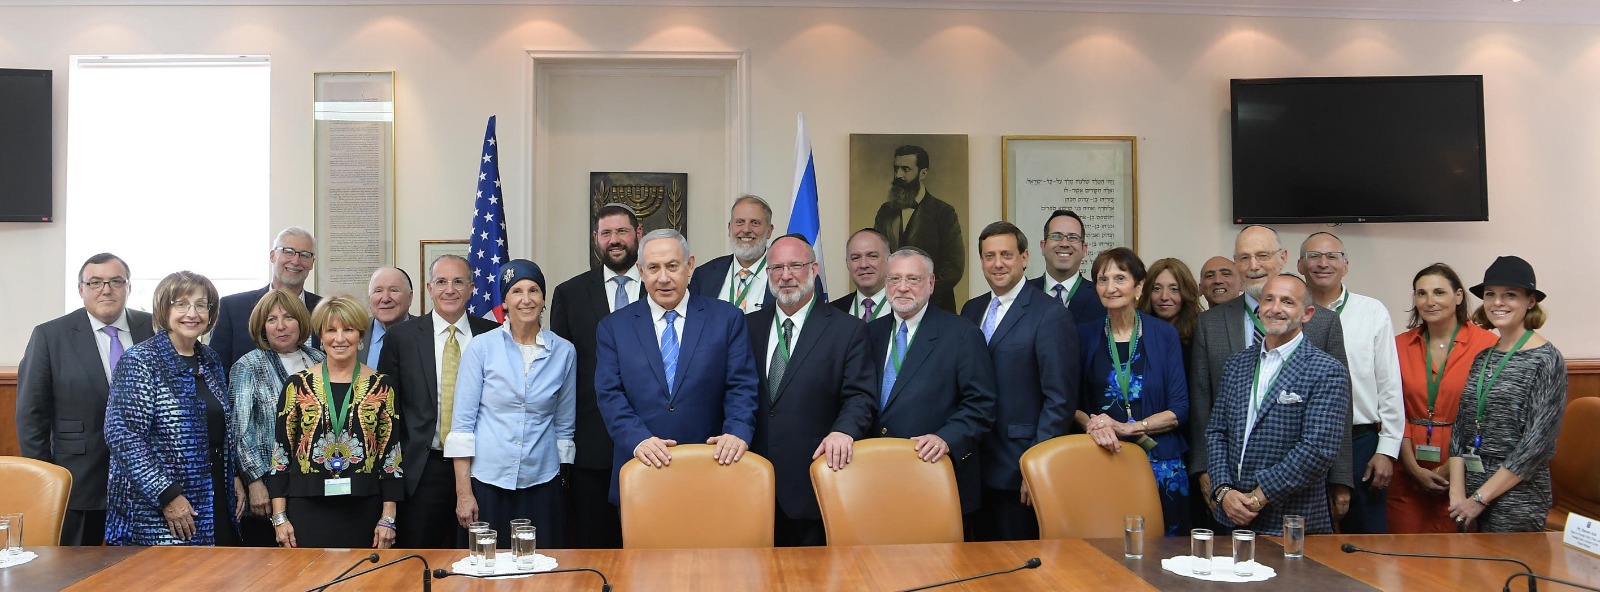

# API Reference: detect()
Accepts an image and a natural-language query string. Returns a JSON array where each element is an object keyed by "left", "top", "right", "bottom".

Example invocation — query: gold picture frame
[{"left": 1001, "top": 135, "right": 1138, "bottom": 280}]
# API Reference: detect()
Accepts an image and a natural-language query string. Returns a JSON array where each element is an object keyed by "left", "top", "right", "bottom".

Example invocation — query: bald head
[
  {"left": 1201, "top": 255, "right": 1243, "bottom": 307},
  {"left": 1234, "top": 225, "right": 1286, "bottom": 300},
  {"left": 368, "top": 266, "right": 414, "bottom": 327}
]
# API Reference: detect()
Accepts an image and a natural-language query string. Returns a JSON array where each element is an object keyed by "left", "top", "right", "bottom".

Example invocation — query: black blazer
[
  {"left": 868, "top": 305, "right": 997, "bottom": 514},
  {"left": 16, "top": 308, "right": 155, "bottom": 510},
  {"left": 747, "top": 301, "right": 877, "bottom": 521},
  {"left": 377, "top": 312, "right": 500, "bottom": 496},
  {"left": 212, "top": 285, "right": 322, "bottom": 371},
  {"left": 959, "top": 285, "right": 1081, "bottom": 491},
  {"left": 1025, "top": 274, "right": 1105, "bottom": 327},
  {"left": 550, "top": 268, "right": 644, "bottom": 471}
]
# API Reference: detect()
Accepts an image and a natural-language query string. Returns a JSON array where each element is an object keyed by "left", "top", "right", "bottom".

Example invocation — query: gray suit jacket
[
  {"left": 1186, "top": 296, "right": 1354, "bottom": 488},
  {"left": 16, "top": 308, "right": 155, "bottom": 510}
]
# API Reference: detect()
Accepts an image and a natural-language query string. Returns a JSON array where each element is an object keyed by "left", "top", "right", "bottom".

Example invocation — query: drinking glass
[
  {"left": 509, "top": 518, "right": 531, "bottom": 532},
  {"left": 512, "top": 525, "right": 538, "bottom": 570},
  {"left": 1123, "top": 515, "right": 1144, "bottom": 559},
  {"left": 473, "top": 528, "right": 498, "bottom": 574},
  {"left": 1190, "top": 528, "right": 1214, "bottom": 575},
  {"left": 1283, "top": 515, "right": 1306, "bottom": 558},
  {"left": 1232, "top": 530, "right": 1256, "bottom": 576},
  {"left": 0, "top": 513, "right": 20, "bottom": 555},
  {"left": 466, "top": 522, "right": 490, "bottom": 566},
  {"left": 0, "top": 518, "right": 11, "bottom": 557}
]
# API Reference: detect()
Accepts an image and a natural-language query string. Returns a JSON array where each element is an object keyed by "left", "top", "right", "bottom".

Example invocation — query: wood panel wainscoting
[{"left": 1, "top": 362, "right": 1597, "bottom": 459}]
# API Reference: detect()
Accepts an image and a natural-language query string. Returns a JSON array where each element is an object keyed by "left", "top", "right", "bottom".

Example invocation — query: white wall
[{"left": 1, "top": 5, "right": 1597, "bottom": 364}]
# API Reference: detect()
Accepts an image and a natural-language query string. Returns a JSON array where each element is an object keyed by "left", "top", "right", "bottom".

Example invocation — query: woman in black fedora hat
[{"left": 1445, "top": 256, "right": 1567, "bottom": 532}]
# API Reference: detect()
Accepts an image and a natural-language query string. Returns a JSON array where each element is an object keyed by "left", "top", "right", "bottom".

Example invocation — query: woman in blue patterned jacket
[{"left": 106, "top": 271, "right": 241, "bottom": 546}]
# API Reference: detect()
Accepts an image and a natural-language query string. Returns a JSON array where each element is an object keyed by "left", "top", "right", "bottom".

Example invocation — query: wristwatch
[
  {"left": 1214, "top": 485, "right": 1233, "bottom": 504},
  {"left": 1470, "top": 492, "right": 1488, "bottom": 506},
  {"left": 1139, "top": 420, "right": 1150, "bottom": 432},
  {"left": 379, "top": 515, "right": 397, "bottom": 526},
  {"left": 270, "top": 512, "right": 289, "bottom": 526}
]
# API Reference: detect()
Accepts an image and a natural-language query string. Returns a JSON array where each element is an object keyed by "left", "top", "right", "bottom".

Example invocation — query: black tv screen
[
  {"left": 1230, "top": 75, "right": 1487, "bottom": 224},
  {"left": 0, "top": 68, "right": 53, "bottom": 222}
]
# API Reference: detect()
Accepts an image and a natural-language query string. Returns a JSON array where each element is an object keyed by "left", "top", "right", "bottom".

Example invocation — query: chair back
[
  {"left": 0, "top": 456, "right": 73, "bottom": 546},
  {"left": 810, "top": 438, "right": 963, "bottom": 546},
  {"left": 1549, "top": 397, "right": 1600, "bottom": 529},
  {"left": 619, "top": 444, "right": 774, "bottom": 549},
  {"left": 1020, "top": 435, "right": 1163, "bottom": 539}
]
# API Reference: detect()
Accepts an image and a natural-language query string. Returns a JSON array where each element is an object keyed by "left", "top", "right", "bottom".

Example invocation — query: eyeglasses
[
  {"left": 430, "top": 278, "right": 470, "bottom": 290},
  {"left": 595, "top": 228, "right": 634, "bottom": 240},
  {"left": 170, "top": 300, "right": 211, "bottom": 314},
  {"left": 770, "top": 261, "right": 814, "bottom": 276},
  {"left": 1235, "top": 250, "right": 1282, "bottom": 264},
  {"left": 886, "top": 274, "right": 927, "bottom": 287},
  {"left": 275, "top": 246, "right": 316, "bottom": 261},
  {"left": 1044, "top": 232, "right": 1084, "bottom": 244},
  {"left": 82, "top": 278, "right": 128, "bottom": 291},
  {"left": 1302, "top": 251, "right": 1346, "bottom": 262}
]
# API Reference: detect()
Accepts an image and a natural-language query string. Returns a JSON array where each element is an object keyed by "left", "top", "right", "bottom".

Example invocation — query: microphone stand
[
  {"left": 432, "top": 567, "right": 612, "bottom": 591},
  {"left": 303, "top": 554, "right": 432, "bottom": 592},
  {"left": 329, "top": 553, "right": 380, "bottom": 583},
  {"left": 1341, "top": 544, "right": 1534, "bottom": 592},
  {"left": 894, "top": 558, "right": 1042, "bottom": 592},
  {"left": 1504, "top": 572, "right": 1600, "bottom": 592}
]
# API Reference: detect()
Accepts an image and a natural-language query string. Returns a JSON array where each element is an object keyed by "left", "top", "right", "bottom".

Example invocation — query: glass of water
[
  {"left": 1190, "top": 528, "right": 1214, "bottom": 575},
  {"left": 466, "top": 522, "right": 490, "bottom": 566},
  {"left": 472, "top": 528, "right": 498, "bottom": 574},
  {"left": 1283, "top": 515, "right": 1306, "bottom": 558},
  {"left": 1232, "top": 530, "right": 1256, "bottom": 576},
  {"left": 512, "top": 525, "right": 538, "bottom": 570},
  {"left": 1, "top": 513, "right": 20, "bottom": 555},
  {"left": 0, "top": 518, "right": 11, "bottom": 557},
  {"left": 1123, "top": 515, "right": 1144, "bottom": 559}
]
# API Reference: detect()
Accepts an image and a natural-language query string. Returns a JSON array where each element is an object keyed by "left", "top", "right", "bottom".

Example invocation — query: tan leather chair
[
  {"left": 1548, "top": 397, "right": 1600, "bottom": 530},
  {"left": 619, "top": 444, "right": 774, "bottom": 549},
  {"left": 0, "top": 456, "right": 73, "bottom": 546},
  {"left": 1020, "top": 434, "right": 1163, "bottom": 539},
  {"left": 809, "top": 438, "right": 963, "bottom": 546}
]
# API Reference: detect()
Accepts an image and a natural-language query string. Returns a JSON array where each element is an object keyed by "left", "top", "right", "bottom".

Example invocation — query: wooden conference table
[{"left": 1, "top": 532, "right": 1593, "bottom": 591}]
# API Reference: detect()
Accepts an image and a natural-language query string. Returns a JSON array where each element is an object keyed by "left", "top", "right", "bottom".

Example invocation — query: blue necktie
[
  {"left": 881, "top": 321, "right": 908, "bottom": 410},
  {"left": 660, "top": 310, "right": 679, "bottom": 395},
  {"left": 612, "top": 276, "right": 630, "bottom": 312},
  {"left": 981, "top": 296, "right": 1001, "bottom": 342},
  {"left": 1052, "top": 284, "right": 1066, "bottom": 306}
]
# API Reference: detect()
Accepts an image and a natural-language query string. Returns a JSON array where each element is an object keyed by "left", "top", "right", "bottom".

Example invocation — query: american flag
[{"left": 467, "top": 115, "right": 509, "bottom": 322}]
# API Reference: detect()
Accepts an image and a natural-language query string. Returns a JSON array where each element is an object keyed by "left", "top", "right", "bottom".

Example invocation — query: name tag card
[
  {"left": 325, "top": 477, "right": 352, "bottom": 496},
  {"left": 1563, "top": 512, "right": 1600, "bottom": 558}
]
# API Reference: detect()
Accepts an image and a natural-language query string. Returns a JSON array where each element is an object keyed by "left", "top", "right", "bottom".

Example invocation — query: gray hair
[
  {"left": 273, "top": 226, "right": 316, "bottom": 251},
  {"left": 428, "top": 254, "right": 470, "bottom": 281},
  {"left": 1299, "top": 231, "right": 1345, "bottom": 260},
  {"left": 731, "top": 194, "right": 772, "bottom": 223},
  {"left": 639, "top": 229, "right": 690, "bottom": 261},
  {"left": 888, "top": 247, "right": 935, "bottom": 278}
]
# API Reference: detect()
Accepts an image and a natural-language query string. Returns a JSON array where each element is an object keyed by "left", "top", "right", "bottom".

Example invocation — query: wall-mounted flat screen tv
[
  {"left": 1230, "top": 75, "right": 1487, "bottom": 224},
  {"left": 0, "top": 67, "right": 52, "bottom": 222}
]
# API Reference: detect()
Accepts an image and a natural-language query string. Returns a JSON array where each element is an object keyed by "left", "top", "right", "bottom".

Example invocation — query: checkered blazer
[{"left": 1205, "top": 338, "right": 1350, "bottom": 535}]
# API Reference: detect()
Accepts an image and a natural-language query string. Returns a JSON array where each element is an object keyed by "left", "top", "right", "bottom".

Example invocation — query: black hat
[
  {"left": 499, "top": 259, "right": 546, "bottom": 296},
  {"left": 1470, "top": 255, "right": 1545, "bottom": 302}
]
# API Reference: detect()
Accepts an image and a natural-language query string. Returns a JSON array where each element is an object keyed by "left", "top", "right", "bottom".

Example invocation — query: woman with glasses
[
  {"left": 268, "top": 296, "right": 403, "bottom": 549},
  {"left": 446, "top": 260, "right": 575, "bottom": 548},
  {"left": 229, "top": 289, "right": 324, "bottom": 546},
  {"left": 1077, "top": 248, "right": 1191, "bottom": 536},
  {"left": 106, "top": 271, "right": 241, "bottom": 546}
]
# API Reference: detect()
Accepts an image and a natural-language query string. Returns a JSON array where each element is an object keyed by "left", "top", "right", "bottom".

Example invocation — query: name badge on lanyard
[
  {"left": 325, "top": 477, "right": 352, "bottom": 496},
  {"left": 1415, "top": 445, "right": 1442, "bottom": 463}
]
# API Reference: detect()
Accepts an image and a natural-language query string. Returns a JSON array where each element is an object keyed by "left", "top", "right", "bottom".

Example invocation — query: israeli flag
[{"left": 786, "top": 112, "right": 826, "bottom": 296}]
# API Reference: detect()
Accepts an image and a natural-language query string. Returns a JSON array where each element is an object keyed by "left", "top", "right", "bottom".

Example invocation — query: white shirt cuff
[
  {"left": 557, "top": 439, "right": 575, "bottom": 465},
  {"left": 1376, "top": 436, "right": 1402, "bottom": 459},
  {"left": 443, "top": 431, "right": 475, "bottom": 458}
]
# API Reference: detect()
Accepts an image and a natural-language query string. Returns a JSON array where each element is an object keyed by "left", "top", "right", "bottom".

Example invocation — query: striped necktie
[{"left": 661, "top": 310, "right": 680, "bottom": 394}]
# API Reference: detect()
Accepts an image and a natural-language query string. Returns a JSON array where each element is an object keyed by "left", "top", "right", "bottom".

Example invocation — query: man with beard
[
  {"left": 361, "top": 266, "right": 413, "bottom": 367},
  {"left": 212, "top": 226, "right": 324, "bottom": 371},
  {"left": 1025, "top": 210, "right": 1102, "bottom": 326},
  {"left": 830, "top": 228, "right": 894, "bottom": 322},
  {"left": 873, "top": 145, "right": 964, "bottom": 312},
  {"left": 1201, "top": 255, "right": 1244, "bottom": 308},
  {"left": 1205, "top": 273, "right": 1350, "bottom": 536},
  {"left": 747, "top": 234, "right": 876, "bottom": 546},
  {"left": 1188, "top": 225, "right": 1354, "bottom": 530},
  {"left": 689, "top": 195, "right": 778, "bottom": 314},
  {"left": 550, "top": 203, "right": 645, "bottom": 548}
]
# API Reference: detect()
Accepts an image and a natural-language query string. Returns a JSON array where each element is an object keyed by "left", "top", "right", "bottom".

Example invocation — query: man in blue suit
[
  {"left": 1206, "top": 274, "right": 1351, "bottom": 535},
  {"left": 959, "top": 222, "right": 1079, "bottom": 541},
  {"left": 1024, "top": 210, "right": 1105, "bottom": 326},
  {"left": 687, "top": 195, "right": 777, "bottom": 314},
  {"left": 871, "top": 247, "right": 997, "bottom": 517},
  {"left": 596, "top": 229, "right": 761, "bottom": 505},
  {"left": 211, "top": 227, "right": 323, "bottom": 371}
]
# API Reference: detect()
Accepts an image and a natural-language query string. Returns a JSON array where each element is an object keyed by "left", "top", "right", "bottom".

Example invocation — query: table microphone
[
  {"left": 893, "top": 557, "right": 1042, "bottom": 592},
  {"left": 303, "top": 553, "right": 432, "bottom": 592},
  {"left": 331, "top": 553, "right": 380, "bottom": 582},
  {"left": 432, "top": 566, "right": 612, "bottom": 591},
  {"left": 1504, "top": 572, "right": 1600, "bottom": 592},
  {"left": 1341, "top": 543, "right": 1535, "bottom": 591}
]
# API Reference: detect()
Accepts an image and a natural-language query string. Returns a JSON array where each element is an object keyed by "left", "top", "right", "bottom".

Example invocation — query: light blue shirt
[
  {"left": 443, "top": 325, "right": 577, "bottom": 490},
  {"left": 366, "top": 319, "right": 389, "bottom": 368}
]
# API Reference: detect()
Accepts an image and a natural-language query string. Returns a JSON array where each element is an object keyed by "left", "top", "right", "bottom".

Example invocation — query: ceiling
[{"left": 2, "top": 0, "right": 1597, "bottom": 26}]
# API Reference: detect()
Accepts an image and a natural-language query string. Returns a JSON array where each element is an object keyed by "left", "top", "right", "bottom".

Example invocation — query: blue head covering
[{"left": 499, "top": 259, "right": 546, "bottom": 295}]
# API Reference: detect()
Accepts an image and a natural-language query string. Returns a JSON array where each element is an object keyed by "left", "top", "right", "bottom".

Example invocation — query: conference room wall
[{"left": 0, "top": 5, "right": 1596, "bottom": 366}]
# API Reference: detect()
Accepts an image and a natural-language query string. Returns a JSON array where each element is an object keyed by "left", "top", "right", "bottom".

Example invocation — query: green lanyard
[
  {"left": 774, "top": 298, "right": 815, "bottom": 365},
  {"left": 1472, "top": 329, "right": 1534, "bottom": 425},
  {"left": 320, "top": 362, "right": 359, "bottom": 439},
  {"left": 727, "top": 259, "right": 767, "bottom": 308},
  {"left": 890, "top": 320, "right": 917, "bottom": 373},
  {"left": 1251, "top": 343, "right": 1296, "bottom": 411},
  {"left": 1060, "top": 275, "right": 1082, "bottom": 304},
  {"left": 1245, "top": 302, "right": 1266, "bottom": 336},
  {"left": 1334, "top": 291, "right": 1349, "bottom": 315},
  {"left": 851, "top": 293, "right": 879, "bottom": 319},
  {"left": 1422, "top": 324, "right": 1461, "bottom": 415},
  {"left": 1104, "top": 314, "right": 1142, "bottom": 419}
]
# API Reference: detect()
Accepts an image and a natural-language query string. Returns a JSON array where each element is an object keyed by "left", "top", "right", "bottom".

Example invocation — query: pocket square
[{"left": 1276, "top": 392, "right": 1304, "bottom": 404}]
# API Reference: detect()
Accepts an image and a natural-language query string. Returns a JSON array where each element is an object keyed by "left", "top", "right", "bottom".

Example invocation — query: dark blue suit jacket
[
  {"left": 212, "top": 285, "right": 322, "bottom": 371},
  {"left": 688, "top": 254, "right": 777, "bottom": 311},
  {"left": 1076, "top": 311, "right": 1191, "bottom": 461},
  {"left": 960, "top": 285, "right": 1080, "bottom": 491},
  {"left": 869, "top": 305, "right": 997, "bottom": 514},
  {"left": 1026, "top": 274, "right": 1105, "bottom": 327},
  {"left": 595, "top": 294, "right": 760, "bottom": 503}
]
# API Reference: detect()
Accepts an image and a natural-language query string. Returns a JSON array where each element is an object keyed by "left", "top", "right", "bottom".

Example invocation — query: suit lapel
[
  {"left": 630, "top": 305, "right": 671, "bottom": 396},
  {"left": 671, "top": 298, "right": 708, "bottom": 397},
  {"left": 70, "top": 312, "right": 111, "bottom": 387},
  {"left": 772, "top": 304, "right": 825, "bottom": 405},
  {"left": 1248, "top": 342, "right": 1309, "bottom": 432},
  {"left": 886, "top": 310, "right": 939, "bottom": 410},
  {"left": 987, "top": 289, "right": 1028, "bottom": 347},
  {"left": 416, "top": 317, "right": 439, "bottom": 403},
  {"left": 1225, "top": 298, "right": 1247, "bottom": 354},
  {"left": 589, "top": 271, "right": 612, "bottom": 318}
]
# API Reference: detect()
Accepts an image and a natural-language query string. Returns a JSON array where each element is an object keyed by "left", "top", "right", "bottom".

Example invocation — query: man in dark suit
[
  {"left": 748, "top": 234, "right": 876, "bottom": 547},
  {"left": 958, "top": 222, "right": 1079, "bottom": 541},
  {"left": 1024, "top": 209, "right": 1105, "bottom": 326},
  {"left": 1206, "top": 274, "right": 1351, "bottom": 535},
  {"left": 212, "top": 227, "right": 323, "bottom": 371},
  {"left": 550, "top": 203, "right": 644, "bottom": 549},
  {"left": 17, "top": 253, "right": 155, "bottom": 545},
  {"left": 360, "top": 266, "right": 413, "bottom": 368},
  {"left": 870, "top": 247, "right": 996, "bottom": 517},
  {"left": 377, "top": 254, "right": 500, "bottom": 548},
  {"left": 830, "top": 228, "right": 894, "bottom": 323},
  {"left": 873, "top": 145, "right": 964, "bottom": 313},
  {"left": 596, "top": 229, "right": 760, "bottom": 506},
  {"left": 1188, "top": 225, "right": 1354, "bottom": 529},
  {"left": 688, "top": 194, "right": 777, "bottom": 314}
]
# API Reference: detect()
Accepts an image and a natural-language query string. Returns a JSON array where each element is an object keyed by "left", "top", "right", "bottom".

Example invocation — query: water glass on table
[
  {"left": 0, "top": 513, "right": 20, "bottom": 555},
  {"left": 0, "top": 518, "right": 11, "bottom": 557},
  {"left": 466, "top": 522, "right": 490, "bottom": 565},
  {"left": 472, "top": 529, "right": 498, "bottom": 574},
  {"left": 1283, "top": 515, "right": 1306, "bottom": 558},
  {"left": 1123, "top": 515, "right": 1144, "bottom": 559},
  {"left": 1190, "top": 528, "right": 1214, "bottom": 575},
  {"left": 1232, "top": 530, "right": 1256, "bottom": 576},
  {"left": 512, "top": 526, "right": 538, "bottom": 570}
]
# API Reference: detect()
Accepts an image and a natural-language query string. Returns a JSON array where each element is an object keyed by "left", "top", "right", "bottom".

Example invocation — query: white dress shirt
[
  {"left": 883, "top": 304, "right": 929, "bottom": 368},
  {"left": 648, "top": 296, "right": 691, "bottom": 344},
  {"left": 603, "top": 266, "right": 643, "bottom": 312},
  {"left": 1041, "top": 272, "right": 1086, "bottom": 306},
  {"left": 765, "top": 299, "right": 813, "bottom": 379},
  {"left": 721, "top": 255, "right": 768, "bottom": 314},
  {"left": 432, "top": 310, "right": 476, "bottom": 449},
  {"left": 1242, "top": 330, "right": 1306, "bottom": 472},
  {"left": 849, "top": 290, "right": 892, "bottom": 321},
  {"left": 1240, "top": 293, "right": 1262, "bottom": 349},
  {"left": 1330, "top": 287, "right": 1405, "bottom": 459},
  {"left": 86, "top": 310, "right": 133, "bottom": 381},
  {"left": 981, "top": 281, "right": 1026, "bottom": 332}
]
